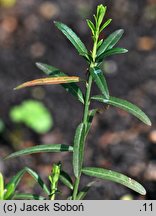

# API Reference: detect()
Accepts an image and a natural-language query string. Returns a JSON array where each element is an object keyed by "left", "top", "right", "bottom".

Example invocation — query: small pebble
[
  {"left": 129, "top": 163, "right": 146, "bottom": 176},
  {"left": 1, "top": 16, "right": 18, "bottom": 33},
  {"left": 143, "top": 5, "right": 156, "bottom": 21},
  {"left": 144, "top": 162, "right": 156, "bottom": 180},
  {"left": 30, "top": 42, "right": 46, "bottom": 58},
  {"left": 39, "top": 2, "right": 59, "bottom": 20},
  {"left": 149, "top": 130, "right": 156, "bottom": 143},
  {"left": 31, "top": 87, "right": 45, "bottom": 100},
  {"left": 137, "top": 36, "right": 155, "bottom": 51},
  {"left": 24, "top": 15, "right": 40, "bottom": 32},
  {"left": 103, "top": 60, "right": 118, "bottom": 76}
]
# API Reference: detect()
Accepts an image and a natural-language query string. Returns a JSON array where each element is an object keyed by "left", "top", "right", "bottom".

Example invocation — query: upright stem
[
  {"left": 83, "top": 30, "right": 99, "bottom": 124},
  {"left": 72, "top": 75, "right": 93, "bottom": 200},
  {"left": 83, "top": 75, "right": 93, "bottom": 123},
  {"left": 72, "top": 177, "right": 80, "bottom": 199},
  {"left": 72, "top": 28, "right": 99, "bottom": 200},
  {"left": 50, "top": 193, "right": 55, "bottom": 200}
]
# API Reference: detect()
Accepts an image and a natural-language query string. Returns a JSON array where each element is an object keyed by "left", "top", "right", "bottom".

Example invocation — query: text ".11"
[{"left": 140, "top": 203, "right": 153, "bottom": 212}]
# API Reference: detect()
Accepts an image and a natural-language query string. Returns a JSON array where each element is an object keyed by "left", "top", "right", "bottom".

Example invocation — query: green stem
[
  {"left": 50, "top": 193, "right": 55, "bottom": 200},
  {"left": 72, "top": 177, "right": 80, "bottom": 200},
  {"left": 83, "top": 75, "right": 93, "bottom": 123},
  {"left": 72, "top": 28, "right": 99, "bottom": 200},
  {"left": 72, "top": 75, "right": 93, "bottom": 200}
]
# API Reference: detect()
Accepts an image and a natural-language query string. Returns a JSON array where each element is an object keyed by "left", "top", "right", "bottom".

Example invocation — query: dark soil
[{"left": 0, "top": 0, "right": 156, "bottom": 200}]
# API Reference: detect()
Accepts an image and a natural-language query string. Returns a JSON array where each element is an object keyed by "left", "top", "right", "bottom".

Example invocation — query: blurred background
[{"left": 0, "top": 0, "right": 156, "bottom": 200}]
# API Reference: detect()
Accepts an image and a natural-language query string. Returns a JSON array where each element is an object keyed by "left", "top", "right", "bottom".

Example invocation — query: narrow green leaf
[
  {"left": 55, "top": 83, "right": 84, "bottom": 104},
  {"left": 97, "top": 4, "right": 106, "bottom": 18},
  {"left": 82, "top": 167, "right": 146, "bottom": 195},
  {"left": 54, "top": 21, "right": 88, "bottom": 57},
  {"left": 5, "top": 167, "right": 50, "bottom": 196},
  {"left": 86, "top": 19, "right": 95, "bottom": 35},
  {"left": 4, "top": 184, "right": 14, "bottom": 200},
  {"left": 36, "top": 63, "right": 84, "bottom": 104},
  {"left": 91, "top": 95, "right": 151, "bottom": 126},
  {"left": 5, "top": 144, "right": 73, "bottom": 160},
  {"left": 0, "top": 173, "right": 4, "bottom": 200},
  {"left": 97, "top": 39, "right": 103, "bottom": 49},
  {"left": 73, "top": 123, "right": 86, "bottom": 178},
  {"left": 24, "top": 167, "right": 50, "bottom": 195},
  {"left": 76, "top": 181, "right": 96, "bottom": 200},
  {"left": 86, "top": 109, "right": 97, "bottom": 135},
  {"left": 36, "top": 63, "right": 60, "bottom": 76},
  {"left": 96, "top": 5, "right": 107, "bottom": 27},
  {"left": 13, "top": 193, "right": 46, "bottom": 200},
  {"left": 97, "top": 47, "right": 128, "bottom": 62},
  {"left": 60, "top": 170, "right": 73, "bottom": 190},
  {"left": 100, "top": 19, "right": 112, "bottom": 33},
  {"left": 93, "top": 14, "right": 97, "bottom": 26},
  {"left": 4, "top": 170, "right": 49, "bottom": 199},
  {"left": 90, "top": 67, "right": 109, "bottom": 99},
  {"left": 4, "top": 169, "right": 26, "bottom": 200},
  {"left": 97, "top": 29, "right": 124, "bottom": 57}
]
